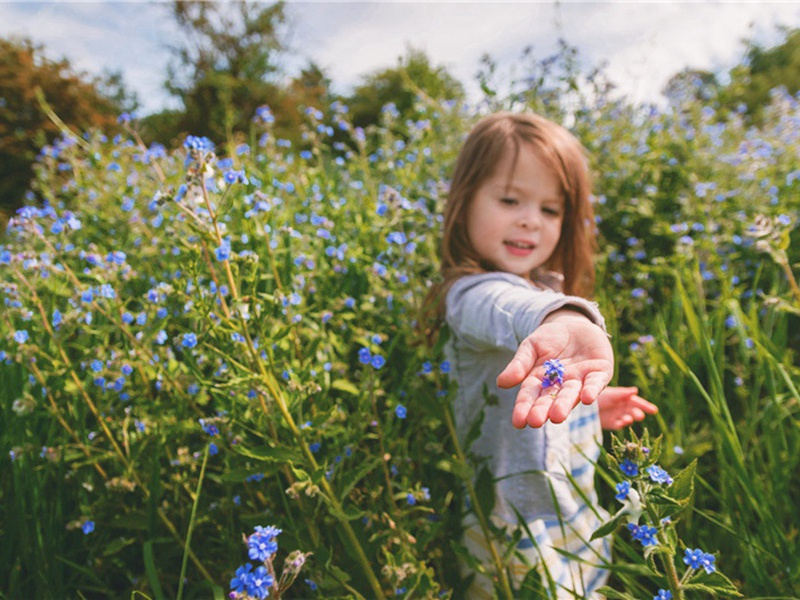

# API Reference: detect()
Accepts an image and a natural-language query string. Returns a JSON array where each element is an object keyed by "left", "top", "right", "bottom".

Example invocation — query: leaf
[
  {"left": 474, "top": 466, "right": 495, "bottom": 518},
  {"left": 143, "top": 540, "right": 167, "bottom": 600},
  {"left": 435, "top": 457, "right": 473, "bottom": 480},
  {"left": 331, "top": 379, "right": 360, "bottom": 396},
  {"left": 667, "top": 458, "right": 696, "bottom": 505},
  {"left": 684, "top": 570, "right": 743, "bottom": 596},
  {"left": 595, "top": 587, "right": 638, "bottom": 600},
  {"left": 233, "top": 444, "right": 302, "bottom": 464},
  {"left": 590, "top": 509, "right": 627, "bottom": 541}
]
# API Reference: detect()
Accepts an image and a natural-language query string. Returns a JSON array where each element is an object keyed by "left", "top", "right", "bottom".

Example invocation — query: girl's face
[{"left": 465, "top": 142, "right": 563, "bottom": 281}]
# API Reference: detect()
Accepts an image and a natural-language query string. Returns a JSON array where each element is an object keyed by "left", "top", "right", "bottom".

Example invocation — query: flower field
[{"left": 1, "top": 83, "right": 799, "bottom": 599}]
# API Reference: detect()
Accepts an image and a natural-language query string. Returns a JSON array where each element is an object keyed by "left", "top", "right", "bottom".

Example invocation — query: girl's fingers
[
  {"left": 580, "top": 370, "right": 613, "bottom": 405},
  {"left": 511, "top": 377, "right": 544, "bottom": 428},
  {"left": 546, "top": 380, "right": 582, "bottom": 424},
  {"left": 497, "top": 340, "right": 539, "bottom": 389}
]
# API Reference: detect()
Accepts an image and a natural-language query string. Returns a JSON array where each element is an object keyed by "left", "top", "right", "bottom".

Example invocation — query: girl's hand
[
  {"left": 597, "top": 386, "right": 658, "bottom": 430},
  {"left": 497, "top": 309, "right": 614, "bottom": 429}
]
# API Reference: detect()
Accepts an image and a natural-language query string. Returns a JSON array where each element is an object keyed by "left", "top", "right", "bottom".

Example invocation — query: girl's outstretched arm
[
  {"left": 497, "top": 309, "right": 614, "bottom": 429},
  {"left": 597, "top": 386, "right": 658, "bottom": 430}
]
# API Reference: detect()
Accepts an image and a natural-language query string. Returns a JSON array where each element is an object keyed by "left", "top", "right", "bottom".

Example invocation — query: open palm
[{"left": 497, "top": 313, "right": 614, "bottom": 429}]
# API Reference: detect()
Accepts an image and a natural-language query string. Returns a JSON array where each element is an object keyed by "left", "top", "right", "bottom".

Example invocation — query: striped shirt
[{"left": 445, "top": 272, "right": 611, "bottom": 597}]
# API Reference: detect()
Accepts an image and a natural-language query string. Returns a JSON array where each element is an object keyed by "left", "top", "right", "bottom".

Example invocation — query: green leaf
[
  {"left": 331, "top": 379, "right": 360, "bottom": 396},
  {"left": 685, "top": 571, "right": 743, "bottom": 596},
  {"left": 595, "top": 586, "right": 638, "bottom": 600},
  {"left": 233, "top": 443, "right": 302, "bottom": 464},
  {"left": 435, "top": 457, "right": 473, "bottom": 480},
  {"left": 591, "top": 509, "right": 627, "bottom": 541},
  {"left": 143, "top": 540, "right": 167, "bottom": 600},
  {"left": 474, "top": 466, "right": 495, "bottom": 518},
  {"left": 667, "top": 458, "right": 696, "bottom": 505}
]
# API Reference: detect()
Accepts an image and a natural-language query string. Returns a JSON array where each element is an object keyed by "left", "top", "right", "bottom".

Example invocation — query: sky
[{"left": 2, "top": 1, "right": 800, "bottom": 115}]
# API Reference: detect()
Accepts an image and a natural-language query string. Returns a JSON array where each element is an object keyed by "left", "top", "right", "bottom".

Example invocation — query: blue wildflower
[
  {"left": 406, "top": 493, "right": 416, "bottom": 506},
  {"left": 215, "top": 239, "right": 231, "bottom": 262},
  {"left": 82, "top": 520, "right": 95, "bottom": 534},
  {"left": 646, "top": 464, "right": 673, "bottom": 485},
  {"left": 615, "top": 480, "right": 631, "bottom": 502},
  {"left": 684, "top": 548, "right": 704, "bottom": 569},
  {"left": 199, "top": 419, "right": 219, "bottom": 436},
  {"left": 654, "top": 590, "right": 672, "bottom": 600},
  {"left": 620, "top": 459, "right": 639, "bottom": 477},
  {"left": 395, "top": 404, "right": 407, "bottom": 419},
  {"left": 440, "top": 360, "right": 451, "bottom": 373},
  {"left": 230, "top": 563, "right": 253, "bottom": 594},
  {"left": 14, "top": 330, "right": 29, "bottom": 344},
  {"left": 247, "top": 565, "right": 274, "bottom": 599},
  {"left": 247, "top": 525, "right": 281, "bottom": 562},
  {"left": 541, "top": 359, "right": 564, "bottom": 388},
  {"left": 358, "top": 347, "right": 371, "bottom": 364},
  {"left": 628, "top": 522, "right": 658, "bottom": 547},
  {"left": 182, "top": 333, "right": 198, "bottom": 349},
  {"left": 371, "top": 355, "right": 386, "bottom": 369}
]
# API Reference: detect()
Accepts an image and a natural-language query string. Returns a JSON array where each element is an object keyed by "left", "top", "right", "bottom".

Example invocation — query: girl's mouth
[{"left": 504, "top": 240, "right": 535, "bottom": 255}]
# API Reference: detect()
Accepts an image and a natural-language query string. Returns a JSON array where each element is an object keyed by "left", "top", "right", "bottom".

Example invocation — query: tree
[
  {"left": 0, "top": 36, "right": 127, "bottom": 219},
  {"left": 718, "top": 26, "right": 800, "bottom": 124},
  {"left": 163, "top": 0, "right": 287, "bottom": 145},
  {"left": 346, "top": 48, "right": 465, "bottom": 132}
]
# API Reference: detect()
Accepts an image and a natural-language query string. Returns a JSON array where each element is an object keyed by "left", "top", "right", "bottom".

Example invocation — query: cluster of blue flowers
[
  {"left": 229, "top": 526, "right": 282, "bottom": 599},
  {"left": 541, "top": 358, "right": 565, "bottom": 389},
  {"left": 683, "top": 547, "right": 716, "bottom": 573}
]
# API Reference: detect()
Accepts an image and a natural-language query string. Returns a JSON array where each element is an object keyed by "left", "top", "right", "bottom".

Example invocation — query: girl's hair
[{"left": 422, "top": 111, "right": 597, "bottom": 334}]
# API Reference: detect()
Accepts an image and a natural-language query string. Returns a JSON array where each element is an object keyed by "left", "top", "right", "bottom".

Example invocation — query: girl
[{"left": 427, "top": 112, "right": 657, "bottom": 598}]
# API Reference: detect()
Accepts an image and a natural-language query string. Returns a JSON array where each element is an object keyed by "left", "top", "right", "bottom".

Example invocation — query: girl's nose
[{"left": 519, "top": 208, "right": 539, "bottom": 229}]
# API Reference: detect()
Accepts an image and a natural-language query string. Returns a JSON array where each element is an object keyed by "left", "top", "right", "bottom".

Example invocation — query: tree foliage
[
  {"left": 0, "top": 37, "right": 124, "bottom": 219},
  {"left": 723, "top": 26, "right": 800, "bottom": 123},
  {"left": 347, "top": 47, "right": 465, "bottom": 131},
  {"left": 163, "top": 0, "right": 287, "bottom": 145}
]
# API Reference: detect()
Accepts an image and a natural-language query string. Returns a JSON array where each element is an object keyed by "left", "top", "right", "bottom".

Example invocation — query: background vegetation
[{"left": 1, "top": 2, "right": 799, "bottom": 598}]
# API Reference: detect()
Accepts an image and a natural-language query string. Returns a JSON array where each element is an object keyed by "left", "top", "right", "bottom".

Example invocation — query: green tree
[
  {"left": 163, "top": 0, "right": 287, "bottom": 146},
  {"left": 346, "top": 47, "right": 465, "bottom": 132},
  {"left": 0, "top": 36, "right": 127, "bottom": 223},
  {"left": 719, "top": 26, "right": 800, "bottom": 124}
]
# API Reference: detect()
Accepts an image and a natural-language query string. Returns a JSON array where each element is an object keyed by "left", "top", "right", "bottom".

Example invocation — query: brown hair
[{"left": 421, "top": 111, "right": 597, "bottom": 336}]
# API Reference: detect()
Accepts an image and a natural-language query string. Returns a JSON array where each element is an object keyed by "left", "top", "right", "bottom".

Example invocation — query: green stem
[{"left": 177, "top": 445, "right": 209, "bottom": 600}]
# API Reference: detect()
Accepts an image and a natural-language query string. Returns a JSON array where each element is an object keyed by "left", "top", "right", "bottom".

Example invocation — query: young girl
[{"left": 428, "top": 112, "right": 657, "bottom": 598}]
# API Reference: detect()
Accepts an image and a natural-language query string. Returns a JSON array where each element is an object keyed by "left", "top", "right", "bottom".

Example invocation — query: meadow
[{"left": 1, "top": 77, "right": 799, "bottom": 599}]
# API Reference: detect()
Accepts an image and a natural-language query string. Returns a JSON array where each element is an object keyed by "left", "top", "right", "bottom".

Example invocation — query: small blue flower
[
  {"left": 182, "top": 333, "right": 198, "bottom": 349},
  {"left": 541, "top": 359, "right": 564, "bottom": 388},
  {"left": 358, "top": 347, "right": 371, "bottom": 364},
  {"left": 406, "top": 493, "right": 416, "bottom": 506},
  {"left": 371, "top": 355, "right": 386, "bottom": 369},
  {"left": 440, "top": 360, "right": 451, "bottom": 373},
  {"left": 683, "top": 548, "right": 704, "bottom": 569},
  {"left": 615, "top": 480, "right": 631, "bottom": 502},
  {"left": 14, "top": 330, "right": 29, "bottom": 344},
  {"left": 230, "top": 563, "right": 253, "bottom": 594},
  {"left": 82, "top": 520, "right": 95, "bottom": 534},
  {"left": 654, "top": 590, "right": 672, "bottom": 600},
  {"left": 699, "top": 552, "right": 716, "bottom": 574},
  {"left": 247, "top": 525, "right": 281, "bottom": 563},
  {"left": 215, "top": 239, "right": 231, "bottom": 262},
  {"left": 246, "top": 565, "right": 274, "bottom": 599},
  {"left": 395, "top": 404, "right": 407, "bottom": 419},
  {"left": 646, "top": 464, "right": 673, "bottom": 486},
  {"left": 628, "top": 522, "right": 658, "bottom": 547},
  {"left": 620, "top": 459, "right": 639, "bottom": 477}
]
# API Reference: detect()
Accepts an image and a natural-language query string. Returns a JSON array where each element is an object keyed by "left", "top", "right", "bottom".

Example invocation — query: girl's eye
[
  {"left": 543, "top": 206, "right": 562, "bottom": 216},
  {"left": 500, "top": 197, "right": 518, "bottom": 205}
]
